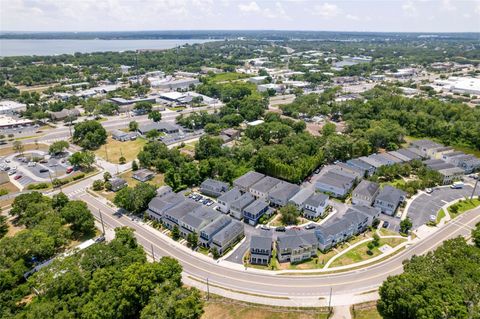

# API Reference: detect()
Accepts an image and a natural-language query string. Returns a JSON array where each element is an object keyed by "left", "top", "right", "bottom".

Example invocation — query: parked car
[
  {"left": 39, "top": 168, "right": 49, "bottom": 173},
  {"left": 425, "top": 188, "right": 433, "bottom": 194},
  {"left": 8, "top": 170, "right": 16, "bottom": 176},
  {"left": 14, "top": 175, "right": 22, "bottom": 180},
  {"left": 304, "top": 224, "right": 316, "bottom": 230},
  {"left": 275, "top": 226, "right": 286, "bottom": 232},
  {"left": 27, "top": 162, "right": 36, "bottom": 167},
  {"left": 260, "top": 225, "right": 270, "bottom": 231},
  {"left": 66, "top": 167, "right": 73, "bottom": 174},
  {"left": 4, "top": 159, "right": 10, "bottom": 163},
  {"left": 382, "top": 221, "right": 390, "bottom": 228}
]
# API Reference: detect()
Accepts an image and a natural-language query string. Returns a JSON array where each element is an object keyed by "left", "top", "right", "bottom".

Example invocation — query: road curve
[{"left": 76, "top": 191, "right": 480, "bottom": 300}]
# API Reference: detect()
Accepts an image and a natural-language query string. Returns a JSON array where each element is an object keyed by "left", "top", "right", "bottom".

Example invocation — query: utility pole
[
  {"left": 99, "top": 209, "right": 106, "bottom": 235},
  {"left": 328, "top": 287, "right": 333, "bottom": 312},
  {"left": 206, "top": 277, "right": 210, "bottom": 301},
  {"left": 471, "top": 177, "right": 479, "bottom": 200},
  {"left": 151, "top": 243, "right": 155, "bottom": 262}
]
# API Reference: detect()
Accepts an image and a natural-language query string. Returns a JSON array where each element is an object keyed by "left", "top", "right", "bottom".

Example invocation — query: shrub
[
  {"left": 27, "top": 183, "right": 49, "bottom": 190},
  {"left": 72, "top": 173, "right": 85, "bottom": 181},
  {"left": 92, "top": 180, "right": 104, "bottom": 191}
]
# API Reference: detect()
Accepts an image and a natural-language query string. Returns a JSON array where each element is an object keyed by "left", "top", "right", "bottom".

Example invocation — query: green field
[
  {"left": 209, "top": 72, "right": 250, "bottom": 83},
  {"left": 448, "top": 198, "right": 480, "bottom": 218}
]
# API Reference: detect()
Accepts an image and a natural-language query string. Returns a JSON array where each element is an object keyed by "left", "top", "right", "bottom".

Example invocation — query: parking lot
[
  {"left": 2, "top": 150, "right": 72, "bottom": 188},
  {"left": 407, "top": 184, "right": 480, "bottom": 229}
]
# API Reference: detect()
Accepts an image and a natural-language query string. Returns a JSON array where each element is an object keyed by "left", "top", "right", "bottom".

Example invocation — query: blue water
[{"left": 0, "top": 39, "right": 215, "bottom": 57}]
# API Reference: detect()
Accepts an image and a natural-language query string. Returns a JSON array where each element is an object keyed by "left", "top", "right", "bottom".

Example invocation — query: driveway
[{"left": 407, "top": 185, "right": 480, "bottom": 229}]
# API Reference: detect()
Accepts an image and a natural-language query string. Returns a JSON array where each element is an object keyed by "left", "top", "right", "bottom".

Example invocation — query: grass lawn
[
  {"left": 437, "top": 208, "right": 446, "bottom": 223},
  {"left": 351, "top": 307, "right": 382, "bottom": 319},
  {"left": 330, "top": 237, "right": 406, "bottom": 268},
  {"left": 118, "top": 170, "right": 165, "bottom": 188},
  {"left": 448, "top": 198, "right": 480, "bottom": 218},
  {"left": 94, "top": 137, "right": 146, "bottom": 164},
  {"left": 208, "top": 72, "right": 250, "bottom": 83},
  {"left": 202, "top": 299, "right": 329, "bottom": 319},
  {"left": 378, "top": 227, "right": 399, "bottom": 237},
  {"left": 0, "top": 143, "right": 49, "bottom": 156}
]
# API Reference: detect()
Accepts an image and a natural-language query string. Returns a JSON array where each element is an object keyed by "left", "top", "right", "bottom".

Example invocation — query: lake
[{"left": 0, "top": 39, "right": 216, "bottom": 57}]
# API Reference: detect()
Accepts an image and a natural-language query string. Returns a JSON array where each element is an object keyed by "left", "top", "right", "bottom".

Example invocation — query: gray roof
[
  {"left": 201, "top": 178, "right": 229, "bottom": 191},
  {"left": 442, "top": 151, "right": 465, "bottom": 159},
  {"left": 347, "top": 158, "right": 374, "bottom": 171},
  {"left": 218, "top": 187, "right": 242, "bottom": 203},
  {"left": 182, "top": 206, "right": 219, "bottom": 230},
  {"left": 411, "top": 139, "right": 443, "bottom": 150},
  {"left": 277, "top": 231, "right": 317, "bottom": 251},
  {"left": 201, "top": 215, "right": 231, "bottom": 237},
  {"left": 133, "top": 168, "right": 155, "bottom": 179},
  {"left": 376, "top": 153, "right": 403, "bottom": 164},
  {"left": 244, "top": 199, "right": 269, "bottom": 215},
  {"left": 392, "top": 148, "right": 422, "bottom": 161},
  {"left": 289, "top": 188, "right": 314, "bottom": 206},
  {"left": 109, "top": 177, "right": 127, "bottom": 188},
  {"left": 317, "top": 171, "right": 355, "bottom": 189},
  {"left": 405, "top": 147, "right": 425, "bottom": 157},
  {"left": 358, "top": 156, "right": 384, "bottom": 168},
  {"left": 353, "top": 180, "right": 380, "bottom": 198},
  {"left": 148, "top": 193, "right": 184, "bottom": 213},
  {"left": 304, "top": 193, "right": 328, "bottom": 207},
  {"left": 139, "top": 121, "right": 180, "bottom": 134},
  {"left": 165, "top": 200, "right": 202, "bottom": 220},
  {"left": 231, "top": 193, "right": 255, "bottom": 209},
  {"left": 233, "top": 171, "right": 265, "bottom": 189},
  {"left": 269, "top": 182, "right": 300, "bottom": 202},
  {"left": 156, "top": 185, "right": 172, "bottom": 196},
  {"left": 350, "top": 205, "right": 380, "bottom": 218},
  {"left": 423, "top": 159, "right": 455, "bottom": 171},
  {"left": 334, "top": 162, "right": 365, "bottom": 177},
  {"left": 315, "top": 209, "right": 367, "bottom": 240},
  {"left": 376, "top": 185, "right": 407, "bottom": 204},
  {"left": 250, "top": 235, "right": 272, "bottom": 251},
  {"left": 250, "top": 176, "right": 283, "bottom": 194},
  {"left": 212, "top": 220, "right": 243, "bottom": 244}
]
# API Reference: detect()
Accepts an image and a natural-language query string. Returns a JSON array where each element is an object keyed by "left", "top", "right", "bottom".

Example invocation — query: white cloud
[
  {"left": 441, "top": 0, "right": 456, "bottom": 12},
  {"left": 238, "top": 1, "right": 260, "bottom": 13},
  {"left": 475, "top": 2, "right": 480, "bottom": 16},
  {"left": 402, "top": 0, "right": 417, "bottom": 17},
  {"left": 346, "top": 14, "right": 360, "bottom": 21},
  {"left": 313, "top": 3, "right": 341, "bottom": 18}
]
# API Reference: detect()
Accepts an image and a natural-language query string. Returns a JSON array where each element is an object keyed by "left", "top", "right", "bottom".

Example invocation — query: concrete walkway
[{"left": 332, "top": 305, "right": 352, "bottom": 319}]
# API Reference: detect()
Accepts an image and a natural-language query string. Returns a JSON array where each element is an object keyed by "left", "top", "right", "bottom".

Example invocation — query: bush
[
  {"left": 0, "top": 189, "right": 8, "bottom": 196},
  {"left": 92, "top": 180, "right": 104, "bottom": 191},
  {"left": 72, "top": 173, "right": 85, "bottom": 181},
  {"left": 27, "top": 183, "right": 49, "bottom": 190}
]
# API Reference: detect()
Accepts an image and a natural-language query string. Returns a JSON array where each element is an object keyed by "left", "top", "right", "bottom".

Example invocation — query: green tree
[
  {"left": 279, "top": 204, "right": 300, "bottom": 225},
  {"left": 171, "top": 225, "right": 180, "bottom": 241},
  {"left": 52, "top": 192, "right": 69, "bottom": 211},
  {"left": 400, "top": 217, "right": 413, "bottom": 234},
  {"left": 69, "top": 151, "right": 95, "bottom": 170},
  {"left": 72, "top": 120, "right": 107, "bottom": 150},
  {"left": 134, "top": 101, "right": 153, "bottom": 114},
  {"left": 473, "top": 222, "right": 480, "bottom": 248},
  {"left": 48, "top": 141, "right": 69, "bottom": 155},
  {"left": 13, "top": 140, "right": 24, "bottom": 154},
  {"left": 103, "top": 171, "right": 112, "bottom": 182},
  {"left": 113, "top": 183, "right": 157, "bottom": 214},
  {"left": 211, "top": 246, "right": 220, "bottom": 259},
  {"left": 129, "top": 120, "right": 139, "bottom": 132},
  {"left": 132, "top": 160, "right": 139, "bottom": 171},
  {"left": 186, "top": 232, "right": 198, "bottom": 249},
  {"left": 148, "top": 110, "right": 162, "bottom": 122},
  {"left": 60, "top": 201, "right": 95, "bottom": 237},
  {"left": 119, "top": 156, "right": 126, "bottom": 164},
  {"left": 140, "top": 287, "right": 204, "bottom": 319},
  {"left": 378, "top": 238, "right": 480, "bottom": 319},
  {"left": 92, "top": 180, "right": 104, "bottom": 191},
  {"left": 0, "top": 215, "right": 8, "bottom": 239},
  {"left": 321, "top": 122, "right": 336, "bottom": 137}
]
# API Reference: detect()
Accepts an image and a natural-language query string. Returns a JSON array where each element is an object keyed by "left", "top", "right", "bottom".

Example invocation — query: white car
[
  {"left": 8, "top": 170, "right": 16, "bottom": 176},
  {"left": 27, "top": 162, "right": 36, "bottom": 167}
]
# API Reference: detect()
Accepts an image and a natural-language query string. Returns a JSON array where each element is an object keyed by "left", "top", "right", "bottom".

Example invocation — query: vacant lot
[
  {"left": 0, "top": 181, "right": 20, "bottom": 195},
  {"left": 94, "top": 137, "right": 146, "bottom": 164},
  {"left": 118, "top": 170, "right": 164, "bottom": 188},
  {"left": 209, "top": 72, "right": 250, "bottom": 83},
  {"left": 202, "top": 300, "right": 329, "bottom": 319},
  {"left": 0, "top": 143, "right": 49, "bottom": 157}
]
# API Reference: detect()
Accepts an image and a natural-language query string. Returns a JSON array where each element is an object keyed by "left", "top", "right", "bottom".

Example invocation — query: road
[{"left": 67, "top": 183, "right": 480, "bottom": 305}]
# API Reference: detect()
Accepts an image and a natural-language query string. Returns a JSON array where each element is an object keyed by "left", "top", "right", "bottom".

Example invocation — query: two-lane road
[{"left": 75, "top": 191, "right": 480, "bottom": 303}]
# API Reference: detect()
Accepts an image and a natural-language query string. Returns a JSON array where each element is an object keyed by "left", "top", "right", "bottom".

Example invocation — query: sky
[{"left": 1, "top": 0, "right": 480, "bottom": 33}]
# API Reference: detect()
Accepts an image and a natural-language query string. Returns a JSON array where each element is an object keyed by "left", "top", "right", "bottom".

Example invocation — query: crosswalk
[{"left": 65, "top": 187, "right": 87, "bottom": 198}]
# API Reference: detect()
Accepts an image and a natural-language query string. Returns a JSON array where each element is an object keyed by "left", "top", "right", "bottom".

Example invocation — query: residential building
[
  {"left": 132, "top": 169, "right": 155, "bottom": 182},
  {"left": 352, "top": 180, "right": 380, "bottom": 206},
  {"left": 374, "top": 185, "right": 407, "bottom": 216},
  {"left": 49, "top": 108, "right": 81, "bottom": 121},
  {"left": 346, "top": 158, "right": 375, "bottom": 176},
  {"left": 233, "top": 171, "right": 265, "bottom": 193},
  {"left": 147, "top": 193, "right": 185, "bottom": 221},
  {"left": 357, "top": 156, "right": 384, "bottom": 171},
  {"left": 326, "top": 163, "right": 364, "bottom": 180},
  {"left": 442, "top": 152, "right": 480, "bottom": 173},
  {"left": 109, "top": 178, "right": 127, "bottom": 192},
  {"left": 179, "top": 206, "right": 219, "bottom": 238},
  {"left": 230, "top": 193, "right": 255, "bottom": 220},
  {"left": 199, "top": 215, "right": 231, "bottom": 247},
  {"left": 268, "top": 182, "right": 300, "bottom": 207},
  {"left": 111, "top": 129, "right": 138, "bottom": 142},
  {"left": 243, "top": 199, "right": 271, "bottom": 226},
  {"left": 211, "top": 220, "right": 244, "bottom": 255},
  {"left": 199, "top": 179, "right": 229, "bottom": 198},
  {"left": 303, "top": 193, "right": 329, "bottom": 219},
  {"left": 156, "top": 185, "right": 173, "bottom": 197},
  {"left": 410, "top": 139, "right": 443, "bottom": 157},
  {"left": 249, "top": 176, "right": 284, "bottom": 199},
  {"left": 249, "top": 236, "right": 272, "bottom": 265},
  {"left": 277, "top": 231, "right": 318, "bottom": 263},
  {"left": 162, "top": 200, "right": 202, "bottom": 230},
  {"left": 288, "top": 188, "right": 314, "bottom": 210},
  {"left": 315, "top": 171, "right": 355, "bottom": 198},
  {"left": 437, "top": 167, "right": 465, "bottom": 184},
  {"left": 217, "top": 187, "right": 242, "bottom": 214}
]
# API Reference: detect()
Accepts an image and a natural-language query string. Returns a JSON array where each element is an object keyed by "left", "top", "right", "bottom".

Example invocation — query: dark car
[
  {"left": 275, "top": 226, "right": 286, "bottom": 232},
  {"left": 304, "top": 224, "right": 316, "bottom": 230},
  {"left": 382, "top": 221, "right": 390, "bottom": 228},
  {"left": 39, "top": 168, "right": 49, "bottom": 173}
]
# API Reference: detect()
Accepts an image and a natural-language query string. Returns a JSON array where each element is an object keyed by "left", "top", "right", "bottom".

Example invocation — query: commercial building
[{"left": 0, "top": 100, "right": 27, "bottom": 114}]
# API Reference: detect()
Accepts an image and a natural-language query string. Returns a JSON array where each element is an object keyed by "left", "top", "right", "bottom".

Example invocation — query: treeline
[{"left": 1, "top": 225, "right": 204, "bottom": 319}]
